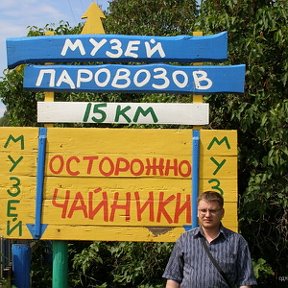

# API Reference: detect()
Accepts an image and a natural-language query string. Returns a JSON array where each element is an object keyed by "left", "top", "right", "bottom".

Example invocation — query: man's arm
[
  {"left": 240, "top": 286, "right": 251, "bottom": 288},
  {"left": 165, "top": 279, "right": 180, "bottom": 288}
]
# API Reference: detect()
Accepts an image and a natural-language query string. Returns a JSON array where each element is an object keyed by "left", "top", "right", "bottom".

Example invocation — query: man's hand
[{"left": 166, "top": 279, "right": 180, "bottom": 288}]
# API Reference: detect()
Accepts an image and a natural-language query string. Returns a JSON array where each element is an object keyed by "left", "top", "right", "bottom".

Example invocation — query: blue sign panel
[
  {"left": 24, "top": 64, "right": 245, "bottom": 94},
  {"left": 7, "top": 32, "right": 227, "bottom": 68}
]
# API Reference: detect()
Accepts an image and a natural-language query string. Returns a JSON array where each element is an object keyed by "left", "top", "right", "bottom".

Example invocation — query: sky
[{"left": 0, "top": 0, "right": 110, "bottom": 117}]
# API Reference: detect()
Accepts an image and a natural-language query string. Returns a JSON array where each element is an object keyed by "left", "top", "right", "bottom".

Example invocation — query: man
[{"left": 163, "top": 191, "right": 257, "bottom": 288}]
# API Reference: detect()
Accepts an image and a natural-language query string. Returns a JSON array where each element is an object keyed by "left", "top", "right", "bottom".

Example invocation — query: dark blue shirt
[{"left": 163, "top": 226, "right": 257, "bottom": 287}]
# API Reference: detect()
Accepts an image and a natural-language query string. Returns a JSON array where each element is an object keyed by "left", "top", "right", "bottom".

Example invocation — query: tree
[
  {"left": 197, "top": 0, "right": 288, "bottom": 285},
  {"left": 105, "top": 0, "right": 197, "bottom": 35},
  {"left": 0, "top": 0, "right": 287, "bottom": 286}
]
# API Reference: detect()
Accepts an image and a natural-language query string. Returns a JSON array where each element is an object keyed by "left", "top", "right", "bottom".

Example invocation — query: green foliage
[
  {"left": 30, "top": 241, "right": 52, "bottom": 288},
  {"left": 253, "top": 258, "right": 274, "bottom": 280},
  {"left": 0, "top": 113, "right": 9, "bottom": 126},
  {"left": 1, "top": 1, "right": 288, "bottom": 287},
  {"left": 69, "top": 241, "right": 172, "bottom": 287},
  {"left": 0, "top": 66, "right": 37, "bottom": 126},
  {"left": 198, "top": 0, "right": 288, "bottom": 283},
  {"left": 105, "top": 0, "right": 197, "bottom": 35}
]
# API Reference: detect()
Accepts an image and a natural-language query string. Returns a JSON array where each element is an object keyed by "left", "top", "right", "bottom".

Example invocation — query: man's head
[{"left": 197, "top": 191, "right": 224, "bottom": 230}]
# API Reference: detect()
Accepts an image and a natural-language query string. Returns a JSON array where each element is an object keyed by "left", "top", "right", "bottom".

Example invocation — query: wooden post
[
  {"left": 192, "top": 31, "right": 204, "bottom": 104},
  {"left": 43, "top": 31, "right": 69, "bottom": 288},
  {"left": 12, "top": 244, "right": 31, "bottom": 288},
  {"left": 49, "top": 3, "right": 106, "bottom": 286},
  {"left": 192, "top": 31, "right": 203, "bottom": 228},
  {"left": 52, "top": 241, "right": 68, "bottom": 288}
]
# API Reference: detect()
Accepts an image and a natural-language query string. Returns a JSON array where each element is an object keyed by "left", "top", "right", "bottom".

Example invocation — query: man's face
[{"left": 197, "top": 199, "right": 224, "bottom": 230}]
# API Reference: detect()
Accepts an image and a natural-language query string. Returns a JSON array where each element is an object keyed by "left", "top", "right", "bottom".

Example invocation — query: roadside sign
[
  {"left": 7, "top": 32, "right": 228, "bottom": 68},
  {"left": 37, "top": 102, "right": 209, "bottom": 125},
  {"left": 0, "top": 127, "right": 237, "bottom": 241}
]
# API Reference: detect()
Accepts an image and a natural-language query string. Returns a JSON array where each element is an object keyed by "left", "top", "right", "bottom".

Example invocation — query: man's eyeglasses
[{"left": 198, "top": 209, "right": 222, "bottom": 215}]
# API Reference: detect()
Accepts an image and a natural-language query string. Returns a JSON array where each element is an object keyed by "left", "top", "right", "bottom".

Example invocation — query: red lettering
[
  {"left": 178, "top": 160, "right": 191, "bottom": 177},
  {"left": 164, "top": 159, "right": 178, "bottom": 176},
  {"left": 49, "top": 155, "right": 64, "bottom": 175},
  {"left": 88, "top": 188, "right": 109, "bottom": 221},
  {"left": 145, "top": 158, "right": 164, "bottom": 176},
  {"left": 110, "top": 192, "right": 131, "bottom": 221},
  {"left": 52, "top": 186, "right": 191, "bottom": 225},
  {"left": 156, "top": 192, "right": 175, "bottom": 223},
  {"left": 174, "top": 193, "right": 191, "bottom": 223},
  {"left": 130, "top": 159, "right": 144, "bottom": 176},
  {"left": 114, "top": 157, "right": 130, "bottom": 175},
  {"left": 99, "top": 157, "right": 114, "bottom": 176},
  {"left": 66, "top": 156, "right": 80, "bottom": 176},
  {"left": 67, "top": 191, "right": 88, "bottom": 218},
  {"left": 52, "top": 188, "right": 70, "bottom": 218},
  {"left": 83, "top": 156, "right": 98, "bottom": 174},
  {"left": 135, "top": 191, "right": 154, "bottom": 221}
]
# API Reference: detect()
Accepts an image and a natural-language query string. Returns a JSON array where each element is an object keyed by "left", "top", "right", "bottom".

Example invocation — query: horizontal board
[
  {"left": 37, "top": 102, "right": 209, "bottom": 125},
  {"left": 0, "top": 127, "right": 238, "bottom": 241},
  {"left": 24, "top": 64, "right": 245, "bottom": 94},
  {"left": 7, "top": 32, "right": 228, "bottom": 68},
  {"left": 0, "top": 203, "right": 237, "bottom": 241},
  {"left": 45, "top": 128, "right": 193, "bottom": 155}
]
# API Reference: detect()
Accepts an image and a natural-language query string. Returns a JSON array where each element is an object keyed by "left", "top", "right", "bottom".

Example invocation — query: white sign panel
[{"left": 37, "top": 102, "right": 209, "bottom": 125}]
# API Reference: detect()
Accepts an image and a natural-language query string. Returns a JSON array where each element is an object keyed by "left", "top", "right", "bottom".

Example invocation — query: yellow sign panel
[{"left": 0, "top": 127, "right": 237, "bottom": 241}]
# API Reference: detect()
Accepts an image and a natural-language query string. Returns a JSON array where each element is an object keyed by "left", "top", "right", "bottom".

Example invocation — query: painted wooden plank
[
  {"left": 200, "top": 130, "right": 237, "bottom": 155},
  {"left": 199, "top": 129, "right": 238, "bottom": 232},
  {"left": 0, "top": 127, "right": 238, "bottom": 241},
  {"left": 45, "top": 127, "right": 193, "bottom": 155},
  {"left": 7, "top": 32, "right": 228, "bottom": 68},
  {"left": 37, "top": 102, "right": 209, "bottom": 125},
  {"left": 24, "top": 64, "right": 246, "bottom": 94},
  {"left": 200, "top": 156, "right": 237, "bottom": 179},
  {"left": 199, "top": 179, "right": 237, "bottom": 202},
  {"left": 0, "top": 215, "right": 237, "bottom": 242}
]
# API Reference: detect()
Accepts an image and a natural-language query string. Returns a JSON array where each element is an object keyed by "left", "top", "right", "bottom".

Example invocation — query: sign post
[{"left": 4, "top": 2, "right": 244, "bottom": 286}]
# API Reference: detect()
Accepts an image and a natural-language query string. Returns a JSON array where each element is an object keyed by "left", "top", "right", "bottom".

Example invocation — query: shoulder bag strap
[{"left": 200, "top": 237, "right": 233, "bottom": 288}]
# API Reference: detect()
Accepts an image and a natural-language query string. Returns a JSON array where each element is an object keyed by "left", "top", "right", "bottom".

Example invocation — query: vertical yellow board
[
  {"left": 199, "top": 130, "right": 238, "bottom": 231},
  {"left": 0, "top": 128, "right": 38, "bottom": 239}
]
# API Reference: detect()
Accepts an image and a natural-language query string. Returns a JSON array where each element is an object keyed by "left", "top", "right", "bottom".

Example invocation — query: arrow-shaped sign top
[{"left": 81, "top": 2, "right": 106, "bottom": 34}]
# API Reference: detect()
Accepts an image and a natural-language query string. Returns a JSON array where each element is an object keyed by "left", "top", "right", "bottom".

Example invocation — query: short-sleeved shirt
[{"left": 163, "top": 226, "right": 257, "bottom": 287}]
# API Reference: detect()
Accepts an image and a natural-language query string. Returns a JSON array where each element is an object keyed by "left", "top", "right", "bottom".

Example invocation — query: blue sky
[{"left": 0, "top": 0, "right": 110, "bottom": 117}]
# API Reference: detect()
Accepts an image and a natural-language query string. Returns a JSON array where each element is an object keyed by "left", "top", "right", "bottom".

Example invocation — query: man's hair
[{"left": 198, "top": 191, "right": 224, "bottom": 208}]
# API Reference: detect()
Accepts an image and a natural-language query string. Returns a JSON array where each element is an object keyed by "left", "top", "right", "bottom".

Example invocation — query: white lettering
[
  {"left": 145, "top": 39, "right": 166, "bottom": 58},
  {"left": 95, "top": 68, "right": 111, "bottom": 87},
  {"left": 89, "top": 38, "right": 107, "bottom": 56},
  {"left": 35, "top": 67, "right": 215, "bottom": 93},
  {"left": 106, "top": 39, "right": 123, "bottom": 58},
  {"left": 56, "top": 70, "right": 75, "bottom": 89},
  {"left": 61, "top": 39, "right": 85, "bottom": 56},
  {"left": 77, "top": 69, "right": 93, "bottom": 87},
  {"left": 36, "top": 69, "right": 56, "bottom": 87},
  {"left": 112, "top": 68, "right": 131, "bottom": 88},
  {"left": 124, "top": 41, "right": 140, "bottom": 58},
  {"left": 172, "top": 70, "right": 188, "bottom": 88},
  {"left": 193, "top": 70, "right": 213, "bottom": 90},
  {"left": 134, "top": 69, "right": 151, "bottom": 87},
  {"left": 152, "top": 67, "right": 169, "bottom": 89}
]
